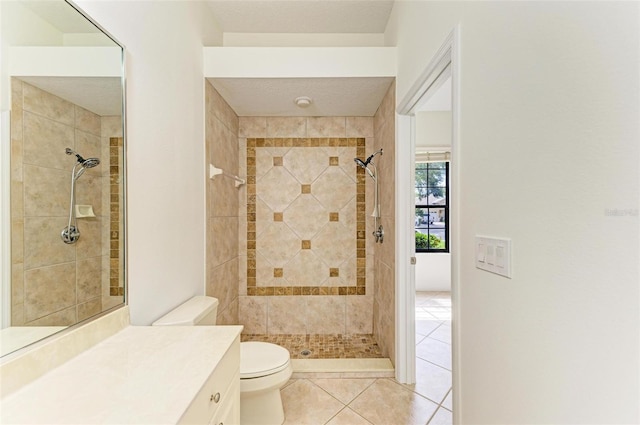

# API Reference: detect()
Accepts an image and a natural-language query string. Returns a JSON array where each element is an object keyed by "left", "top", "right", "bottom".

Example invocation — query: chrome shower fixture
[
  {"left": 61, "top": 148, "right": 100, "bottom": 244},
  {"left": 354, "top": 149, "right": 384, "bottom": 243}
]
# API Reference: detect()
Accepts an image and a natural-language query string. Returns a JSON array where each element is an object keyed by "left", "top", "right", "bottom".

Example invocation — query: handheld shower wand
[
  {"left": 61, "top": 148, "right": 100, "bottom": 244},
  {"left": 354, "top": 149, "right": 384, "bottom": 243}
]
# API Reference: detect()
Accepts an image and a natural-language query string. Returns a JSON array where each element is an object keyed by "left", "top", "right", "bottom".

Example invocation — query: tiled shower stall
[{"left": 205, "top": 80, "right": 395, "bottom": 363}]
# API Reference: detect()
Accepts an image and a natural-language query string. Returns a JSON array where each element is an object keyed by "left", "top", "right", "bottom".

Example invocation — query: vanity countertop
[{"left": 0, "top": 325, "right": 243, "bottom": 424}]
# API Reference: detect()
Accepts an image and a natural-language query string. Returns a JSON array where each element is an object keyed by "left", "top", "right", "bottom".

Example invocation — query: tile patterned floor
[
  {"left": 278, "top": 292, "right": 452, "bottom": 425},
  {"left": 241, "top": 333, "right": 383, "bottom": 359}
]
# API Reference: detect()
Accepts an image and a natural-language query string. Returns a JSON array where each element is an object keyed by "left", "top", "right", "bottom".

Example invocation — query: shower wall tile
[
  {"left": 218, "top": 297, "right": 239, "bottom": 325},
  {"left": 25, "top": 306, "right": 76, "bottom": 327},
  {"left": 77, "top": 257, "right": 102, "bottom": 302},
  {"left": 75, "top": 130, "right": 102, "bottom": 177},
  {"left": 207, "top": 257, "right": 239, "bottom": 316},
  {"left": 23, "top": 217, "right": 75, "bottom": 269},
  {"left": 24, "top": 262, "right": 76, "bottom": 323},
  {"left": 347, "top": 295, "right": 374, "bottom": 334},
  {"left": 22, "top": 83, "right": 74, "bottom": 126},
  {"left": 238, "top": 296, "right": 267, "bottom": 334},
  {"left": 267, "top": 296, "right": 306, "bottom": 334},
  {"left": 208, "top": 217, "right": 239, "bottom": 266},
  {"left": 75, "top": 173, "right": 103, "bottom": 216},
  {"left": 23, "top": 112, "right": 74, "bottom": 171},
  {"left": 75, "top": 106, "right": 101, "bottom": 136},
  {"left": 307, "top": 117, "right": 346, "bottom": 138},
  {"left": 12, "top": 79, "right": 117, "bottom": 328},
  {"left": 239, "top": 116, "right": 267, "bottom": 138},
  {"left": 266, "top": 117, "right": 306, "bottom": 138},
  {"left": 346, "top": 117, "right": 374, "bottom": 138},
  {"left": 76, "top": 219, "right": 103, "bottom": 260},
  {"left": 77, "top": 297, "right": 102, "bottom": 322},
  {"left": 306, "top": 296, "right": 346, "bottom": 334}
]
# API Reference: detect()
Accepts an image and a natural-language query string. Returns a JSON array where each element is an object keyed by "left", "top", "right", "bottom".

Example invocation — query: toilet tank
[{"left": 152, "top": 296, "right": 219, "bottom": 326}]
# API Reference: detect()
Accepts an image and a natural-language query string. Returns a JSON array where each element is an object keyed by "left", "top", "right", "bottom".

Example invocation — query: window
[{"left": 415, "top": 162, "right": 449, "bottom": 252}]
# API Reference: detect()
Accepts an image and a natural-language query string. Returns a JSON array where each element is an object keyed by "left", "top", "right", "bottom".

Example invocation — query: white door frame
[{"left": 394, "top": 27, "right": 460, "bottom": 419}]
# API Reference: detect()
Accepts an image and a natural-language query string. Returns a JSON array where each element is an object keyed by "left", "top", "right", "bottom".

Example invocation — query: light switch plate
[{"left": 475, "top": 236, "right": 512, "bottom": 278}]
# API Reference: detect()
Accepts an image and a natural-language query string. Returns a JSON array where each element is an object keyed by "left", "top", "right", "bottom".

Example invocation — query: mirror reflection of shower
[
  {"left": 354, "top": 149, "right": 384, "bottom": 243},
  {"left": 61, "top": 148, "right": 100, "bottom": 244}
]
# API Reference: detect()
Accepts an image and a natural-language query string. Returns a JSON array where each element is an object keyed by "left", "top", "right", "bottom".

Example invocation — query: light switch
[
  {"left": 475, "top": 236, "right": 512, "bottom": 278},
  {"left": 477, "top": 244, "right": 486, "bottom": 262}
]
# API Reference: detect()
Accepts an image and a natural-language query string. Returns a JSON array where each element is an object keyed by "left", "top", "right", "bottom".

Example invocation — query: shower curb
[{"left": 291, "top": 358, "right": 394, "bottom": 379}]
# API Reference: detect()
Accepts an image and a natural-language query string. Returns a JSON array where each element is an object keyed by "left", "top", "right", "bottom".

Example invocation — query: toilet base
[{"left": 240, "top": 389, "right": 285, "bottom": 425}]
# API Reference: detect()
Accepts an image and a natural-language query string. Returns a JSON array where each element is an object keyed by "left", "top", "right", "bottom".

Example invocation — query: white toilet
[{"left": 152, "top": 296, "right": 292, "bottom": 425}]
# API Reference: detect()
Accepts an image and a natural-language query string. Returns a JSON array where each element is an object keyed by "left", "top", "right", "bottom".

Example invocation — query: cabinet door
[{"left": 209, "top": 376, "right": 240, "bottom": 425}]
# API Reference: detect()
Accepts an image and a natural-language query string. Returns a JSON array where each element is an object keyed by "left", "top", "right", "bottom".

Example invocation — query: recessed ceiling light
[{"left": 294, "top": 96, "right": 312, "bottom": 108}]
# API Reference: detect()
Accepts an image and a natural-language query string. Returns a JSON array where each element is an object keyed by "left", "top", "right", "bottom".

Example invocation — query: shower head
[
  {"left": 67, "top": 148, "right": 100, "bottom": 180},
  {"left": 354, "top": 149, "right": 383, "bottom": 179}
]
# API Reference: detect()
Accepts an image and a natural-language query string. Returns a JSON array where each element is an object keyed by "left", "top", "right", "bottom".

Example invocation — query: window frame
[{"left": 415, "top": 161, "right": 450, "bottom": 253}]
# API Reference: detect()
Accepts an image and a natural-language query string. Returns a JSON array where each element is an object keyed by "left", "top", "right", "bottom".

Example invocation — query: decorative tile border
[
  {"left": 246, "top": 138, "right": 366, "bottom": 296},
  {"left": 109, "top": 137, "right": 124, "bottom": 297}
]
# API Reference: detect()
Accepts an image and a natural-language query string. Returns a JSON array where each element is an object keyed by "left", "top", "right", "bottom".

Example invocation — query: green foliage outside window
[{"left": 415, "top": 232, "right": 445, "bottom": 250}]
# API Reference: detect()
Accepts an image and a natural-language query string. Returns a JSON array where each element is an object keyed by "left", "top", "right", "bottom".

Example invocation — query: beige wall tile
[
  {"left": 75, "top": 130, "right": 102, "bottom": 177},
  {"left": 75, "top": 106, "right": 101, "bottom": 136},
  {"left": 24, "top": 262, "right": 76, "bottom": 322},
  {"left": 306, "top": 296, "right": 346, "bottom": 334},
  {"left": 268, "top": 296, "right": 306, "bottom": 334},
  {"left": 346, "top": 117, "right": 374, "bottom": 138},
  {"left": 208, "top": 217, "right": 239, "bottom": 266},
  {"left": 283, "top": 195, "right": 327, "bottom": 240},
  {"left": 11, "top": 219, "right": 24, "bottom": 265},
  {"left": 347, "top": 295, "right": 373, "bottom": 334},
  {"left": 258, "top": 166, "right": 301, "bottom": 211},
  {"left": 307, "top": 117, "right": 346, "bottom": 138},
  {"left": 25, "top": 306, "right": 76, "bottom": 327},
  {"left": 12, "top": 264, "right": 24, "bottom": 306},
  {"left": 75, "top": 173, "right": 103, "bottom": 216},
  {"left": 77, "top": 257, "right": 102, "bottom": 302},
  {"left": 238, "top": 296, "right": 267, "bottom": 334},
  {"left": 281, "top": 380, "right": 344, "bottom": 424},
  {"left": 23, "top": 112, "right": 74, "bottom": 171},
  {"left": 239, "top": 116, "right": 267, "bottom": 138},
  {"left": 266, "top": 117, "right": 306, "bottom": 138},
  {"left": 312, "top": 167, "right": 356, "bottom": 211},
  {"left": 283, "top": 250, "right": 327, "bottom": 287},
  {"left": 77, "top": 297, "right": 102, "bottom": 322},
  {"left": 257, "top": 223, "right": 301, "bottom": 268},
  {"left": 22, "top": 83, "right": 74, "bottom": 126},
  {"left": 206, "top": 257, "right": 239, "bottom": 313},
  {"left": 282, "top": 147, "right": 328, "bottom": 183},
  {"left": 75, "top": 218, "right": 102, "bottom": 260},
  {"left": 23, "top": 217, "right": 75, "bottom": 269},
  {"left": 313, "top": 222, "right": 356, "bottom": 267}
]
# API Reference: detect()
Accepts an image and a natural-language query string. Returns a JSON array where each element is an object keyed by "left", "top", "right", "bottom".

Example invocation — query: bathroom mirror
[{"left": 0, "top": 0, "right": 126, "bottom": 356}]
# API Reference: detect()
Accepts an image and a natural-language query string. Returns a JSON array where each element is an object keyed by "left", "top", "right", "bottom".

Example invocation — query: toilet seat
[{"left": 240, "top": 342, "right": 291, "bottom": 379}]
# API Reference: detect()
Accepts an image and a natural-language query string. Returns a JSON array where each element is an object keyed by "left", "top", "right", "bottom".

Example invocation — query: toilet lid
[{"left": 240, "top": 342, "right": 291, "bottom": 379}]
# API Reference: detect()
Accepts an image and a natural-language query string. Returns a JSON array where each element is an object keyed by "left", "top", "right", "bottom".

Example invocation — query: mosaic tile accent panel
[
  {"left": 246, "top": 138, "right": 366, "bottom": 296},
  {"left": 109, "top": 137, "right": 124, "bottom": 297},
  {"left": 242, "top": 333, "right": 383, "bottom": 359}
]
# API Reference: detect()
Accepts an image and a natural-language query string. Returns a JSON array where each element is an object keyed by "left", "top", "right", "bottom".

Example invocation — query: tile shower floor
[
  {"left": 277, "top": 292, "right": 453, "bottom": 425},
  {"left": 241, "top": 333, "right": 383, "bottom": 359}
]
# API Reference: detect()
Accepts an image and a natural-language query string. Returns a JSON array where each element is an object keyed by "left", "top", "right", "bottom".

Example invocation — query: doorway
[{"left": 395, "top": 27, "right": 459, "bottom": 422}]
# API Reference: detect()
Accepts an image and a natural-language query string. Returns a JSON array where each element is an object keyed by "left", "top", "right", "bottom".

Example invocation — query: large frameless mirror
[{"left": 0, "top": 0, "right": 126, "bottom": 356}]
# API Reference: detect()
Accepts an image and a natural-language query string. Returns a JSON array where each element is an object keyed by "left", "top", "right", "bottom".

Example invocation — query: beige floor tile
[
  {"left": 416, "top": 337, "right": 452, "bottom": 371},
  {"left": 428, "top": 407, "right": 452, "bottom": 425},
  {"left": 311, "top": 378, "right": 375, "bottom": 404},
  {"left": 349, "top": 379, "right": 438, "bottom": 425},
  {"left": 282, "top": 379, "right": 344, "bottom": 425},
  {"left": 404, "top": 357, "right": 451, "bottom": 404},
  {"left": 441, "top": 390, "right": 452, "bottom": 411},
  {"left": 429, "top": 325, "right": 451, "bottom": 345},
  {"left": 325, "top": 407, "right": 373, "bottom": 425}
]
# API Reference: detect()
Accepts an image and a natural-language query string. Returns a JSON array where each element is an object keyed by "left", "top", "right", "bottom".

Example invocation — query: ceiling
[
  {"left": 18, "top": 76, "right": 122, "bottom": 116},
  {"left": 206, "top": 1, "right": 396, "bottom": 117},
  {"left": 206, "top": 0, "right": 394, "bottom": 33},
  {"left": 209, "top": 77, "right": 394, "bottom": 117}
]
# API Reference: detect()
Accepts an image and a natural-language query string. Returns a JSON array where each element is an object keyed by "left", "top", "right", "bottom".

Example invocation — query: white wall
[
  {"left": 416, "top": 111, "right": 451, "bottom": 149},
  {"left": 388, "top": 2, "right": 639, "bottom": 423},
  {"left": 75, "top": 0, "right": 223, "bottom": 325},
  {"left": 415, "top": 253, "right": 450, "bottom": 292}
]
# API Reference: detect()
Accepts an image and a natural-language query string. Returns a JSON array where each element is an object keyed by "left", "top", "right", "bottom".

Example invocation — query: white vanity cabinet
[
  {"left": 179, "top": 337, "right": 240, "bottom": 425},
  {"left": 0, "top": 325, "right": 243, "bottom": 424}
]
